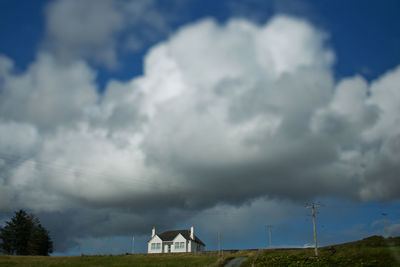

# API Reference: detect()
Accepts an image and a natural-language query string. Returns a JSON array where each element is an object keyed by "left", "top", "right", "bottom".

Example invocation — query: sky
[{"left": 0, "top": 0, "right": 400, "bottom": 255}]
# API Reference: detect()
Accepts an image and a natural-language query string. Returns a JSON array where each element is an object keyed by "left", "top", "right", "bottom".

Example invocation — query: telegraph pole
[
  {"left": 312, "top": 204, "right": 318, "bottom": 256},
  {"left": 265, "top": 225, "right": 267, "bottom": 249},
  {"left": 382, "top": 213, "right": 388, "bottom": 237},
  {"left": 132, "top": 235, "right": 135, "bottom": 254},
  {"left": 267, "top": 225, "right": 272, "bottom": 248},
  {"left": 306, "top": 202, "right": 321, "bottom": 257},
  {"left": 218, "top": 232, "right": 221, "bottom": 256}
]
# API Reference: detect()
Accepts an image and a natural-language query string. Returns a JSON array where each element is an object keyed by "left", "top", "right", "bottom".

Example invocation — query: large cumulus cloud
[{"left": 1, "top": 14, "right": 400, "bottom": 251}]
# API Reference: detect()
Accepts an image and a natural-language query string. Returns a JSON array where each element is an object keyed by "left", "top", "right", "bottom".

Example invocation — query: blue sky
[
  {"left": 0, "top": 0, "right": 400, "bottom": 255},
  {"left": 2, "top": 0, "right": 400, "bottom": 83}
]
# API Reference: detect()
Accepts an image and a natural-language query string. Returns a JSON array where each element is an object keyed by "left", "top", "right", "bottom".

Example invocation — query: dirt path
[{"left": 224, "top": 257, "right": 247, "bottom": 267}]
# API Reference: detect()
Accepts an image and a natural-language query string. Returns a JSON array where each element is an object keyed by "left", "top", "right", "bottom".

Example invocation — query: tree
[
  {"left": 27, "top": 223, "right": 53, "bottom": 256},
  {"left": 0, "top": 210, "right": 53, "bottom": 255}
]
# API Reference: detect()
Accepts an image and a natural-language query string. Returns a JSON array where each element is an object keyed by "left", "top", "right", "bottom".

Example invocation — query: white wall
[
  {"left": 189, "top": 240, "right": 205, "bottom": 253},
  {"left": 148, "top": 232, "right": 205, "bottom": 254},
  {"left": 148, "top": 235, "right": 163, "bottom": 254},
  {"left": 171, "top": 234, "right": 188, "bottom": 253}
]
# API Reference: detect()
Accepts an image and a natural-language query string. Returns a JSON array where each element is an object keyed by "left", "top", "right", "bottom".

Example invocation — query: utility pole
[
  {"left": 382, "top": 213, "right": 388, "bottom": 238},
  {"left": 267, "top": 225, "right": 272, "bottom": 248},
  {"left": 132, "top": 235, "right": 135, "bottom": 254},
  {"left": 265, "top": 225, "right": 267, "bottom": 249},
  {"left": 306, "top": 202, "right": 321, "bottom": 257},
  {"left": 218, "top": 232, "right": 221, "bottom": 256}
]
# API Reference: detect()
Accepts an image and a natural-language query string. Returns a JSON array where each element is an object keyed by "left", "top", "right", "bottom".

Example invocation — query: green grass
[
  {"left": 0, "top": 254, "right": 221, "bottom": 267},
  {"left": 242, "top": 236, "right": 400, "bottom": 267},
  {"left": 1, "top": 236, "right": 399, "bottom": 267}
]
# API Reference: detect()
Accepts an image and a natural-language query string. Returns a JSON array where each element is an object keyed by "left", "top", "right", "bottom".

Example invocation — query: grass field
[
  {"left": 241, "top": 236, "right": 400, "bottom": 267},
  {"left": 1, "top": 236, "right": 399, "bottom": 266},
  {"left": 0, "top": 253, "right": 222, "bottom": 267}
]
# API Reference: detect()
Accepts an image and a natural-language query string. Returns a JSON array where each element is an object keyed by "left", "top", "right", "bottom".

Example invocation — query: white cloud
[
  {"left": 0, "top": 121, "right": 38, "bottom": 156},
  {"left": 1, "top": 15, "right": 400, "bottom": 251},
  {"left": 45, "top": 0, "right": 124, "bottom": 67},
  {"left": 44, "top": 0, "right": 171, "bottom": 68},
  {"left": 255, "top": 16, "right": 334, "bottom": 77},
  {"left": 0, "top": 55, "right": 14, "bottom": 77},
  {"left": 0, "top": 53, "right": 98, "bottom": 130}
]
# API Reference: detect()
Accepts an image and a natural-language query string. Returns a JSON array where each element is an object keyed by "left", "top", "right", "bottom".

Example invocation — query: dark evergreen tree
[
  {"left": 27, "top": 223, "right": 53, "bottom": 256},
  {"left": 0, "top": 210, "right": 53, "bottom": 255}
]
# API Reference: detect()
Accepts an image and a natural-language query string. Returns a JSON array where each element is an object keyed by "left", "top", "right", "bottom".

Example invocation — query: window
[
  {"left": 175, "top": 242, "right": 185, "bottom": 249},
  {"left": 151, "top": 243, "right": 161, "bottom": 250}
]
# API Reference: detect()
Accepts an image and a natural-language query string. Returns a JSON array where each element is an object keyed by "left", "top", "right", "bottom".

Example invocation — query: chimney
[
  {"left": 190, "top": 225, "right": 194, "bottom": 240},
  {"left": 152, "top": 226, "right": 155, "bottom": 238}
]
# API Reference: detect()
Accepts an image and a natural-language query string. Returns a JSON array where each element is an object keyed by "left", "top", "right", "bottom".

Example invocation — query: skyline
[{"left": 0, "top": 0, "right": 400, "bottom": 254}]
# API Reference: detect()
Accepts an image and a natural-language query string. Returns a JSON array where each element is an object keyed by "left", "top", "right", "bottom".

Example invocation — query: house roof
[{"left": 158, "top": 230, "right": 205, "bottom": 246}]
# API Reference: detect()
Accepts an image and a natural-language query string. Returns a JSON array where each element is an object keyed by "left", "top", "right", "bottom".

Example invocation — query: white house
[{"left": 148, "top": 226, "right": 205, "bottom": 254}]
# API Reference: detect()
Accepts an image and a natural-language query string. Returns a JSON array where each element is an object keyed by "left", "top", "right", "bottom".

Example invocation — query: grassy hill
[
  {"left": 241, "top": 236, "right": 400, "bottom": 267},
  {"left": 0, "top": 236, "right": 399, "bottom": 266}
]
